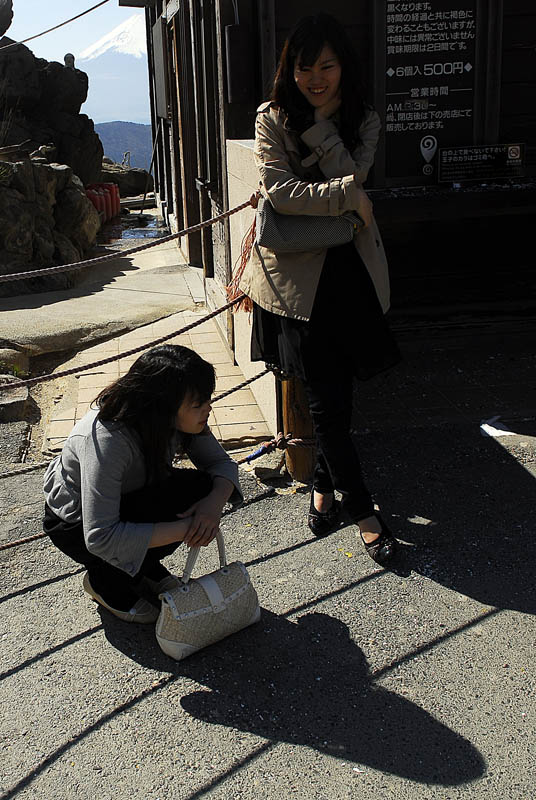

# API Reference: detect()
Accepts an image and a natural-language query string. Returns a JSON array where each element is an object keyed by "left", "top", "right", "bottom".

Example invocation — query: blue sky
[
  {"left": 7, "top": 1, "right": 150, "bottom": 124},
  {"left": 8, "top": 0, "right": 134, "bottom": 61}
]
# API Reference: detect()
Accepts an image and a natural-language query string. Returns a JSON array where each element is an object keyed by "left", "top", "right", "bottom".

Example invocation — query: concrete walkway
[
  {"left": 0, "top": 240, "right": 207, "bottom": 356},
  {"left": 0, "top": 231, "right": 270, "bottom": 453},
  {"left": 44, "top": 309, "right": 271, "bottom": 453}
]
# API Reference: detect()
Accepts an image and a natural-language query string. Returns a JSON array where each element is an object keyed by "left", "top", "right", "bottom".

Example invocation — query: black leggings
[
  {"left": 43, "top": 469, "right": 213, "bottom": 607},
  {"left": 304, "top": 375, "right": 374, "bottom": 520}
]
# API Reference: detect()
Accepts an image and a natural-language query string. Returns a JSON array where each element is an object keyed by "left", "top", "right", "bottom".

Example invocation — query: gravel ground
[{"left": 1, "top": 411, "right": 535, "bottom": 799}]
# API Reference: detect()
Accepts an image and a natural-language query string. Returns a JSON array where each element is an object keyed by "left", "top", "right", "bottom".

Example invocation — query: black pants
[
  {"left": 304, "top": 374, "right": 374, "bottom": 520},
  {"left": 43, "top": 469, "right": 213, "bottom": 608}
]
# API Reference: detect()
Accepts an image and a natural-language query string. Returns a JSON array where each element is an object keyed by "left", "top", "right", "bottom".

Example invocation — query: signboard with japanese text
[
  {"left": 382, "top": 1, "right": 477, "bottom": 184},
  {"left": 438, "top": 144, "right": 525, "bottom": 183}
]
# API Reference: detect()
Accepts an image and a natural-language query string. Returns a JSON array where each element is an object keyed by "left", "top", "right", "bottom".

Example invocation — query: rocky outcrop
[
  {"left": 0, "top": 38, "right": 103, "bottom": 184},
  {"left": 100, "top": 160, "right": 153, "bottom": 198},
  {"left": 0, "top": 1, "right": 13, "bottom": 39},
  {"left": 0, "top": 159, "right": 100, "bottom": 297}
]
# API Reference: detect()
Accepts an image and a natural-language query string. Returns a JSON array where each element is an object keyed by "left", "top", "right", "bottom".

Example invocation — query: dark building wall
[
  {"left": 145, "top": 0, "right": 535, "bottom": 330},
  {"left": 500, "top": 1, "right": 536, "bottom": 171}
]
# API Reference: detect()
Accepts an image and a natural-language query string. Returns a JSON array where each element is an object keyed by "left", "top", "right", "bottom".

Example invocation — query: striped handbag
[{"left": 155, "top": 532, "right": 260, "bottom": 661}]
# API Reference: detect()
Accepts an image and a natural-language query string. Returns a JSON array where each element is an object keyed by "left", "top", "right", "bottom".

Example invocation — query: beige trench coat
[{"left": 239, "top": 102, "right": 391, "bottom": 321}]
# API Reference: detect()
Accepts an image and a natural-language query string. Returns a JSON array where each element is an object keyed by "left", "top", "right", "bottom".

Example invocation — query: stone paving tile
[
  {"left": 118, "top": 335, "right": 157, "bottom": 351},
  {"left": 49, "top": 406, "right": 76, "bottom": 423},
  {"left": 214, "top": 363, "right": 243, "bottom": 377},
  {"left": 77, "top": 388, "right": 99, "bottom": 403},
  {"left": 213, "top": 389, "right": 256, "bottom": 407},
  {"left": 217, "top": 421, "right": 271, "bottom": 440},
  {"left": 190, "top": 339, "right": 227, "bottom": 353},
  {"left": 76, "top": 374, "right": 113, "bottom": 391},
  {"left": 152, "top": 319, "right": 191, "bottom": 336},
  {"left": 190, "top": 332, "right": 222, "bottom": 344},
  {"left": 212, "top": 405, "right": 266, "bottom": 426},
  {"left": 46, "top": 420, "right": 74, "bottom": 439},
  {"left": 199, "top": 351, "right": 232, "bottom": 365},
  {"left": 214, "top": 375, "right": 246, "bottom": 391}
]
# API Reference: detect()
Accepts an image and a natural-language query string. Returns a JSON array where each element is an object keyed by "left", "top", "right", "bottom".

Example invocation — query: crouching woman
[{"left": 43, "top": 344, "right": 241, "bottom": 623}]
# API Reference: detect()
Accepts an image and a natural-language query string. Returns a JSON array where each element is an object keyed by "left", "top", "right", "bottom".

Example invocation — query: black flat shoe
[
  {"left": 358, "top": 514, "right": 397, "bottom": 564},
  {"left": 308, "top": 491, "right": 340, "bottom": 538}
]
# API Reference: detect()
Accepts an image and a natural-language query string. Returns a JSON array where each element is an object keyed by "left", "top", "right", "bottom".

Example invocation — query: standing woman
[
  {"left": 239, "top": 13, "right": 400, "bottom": 563},
  {"left": 43, "top": 345, "right": 242, "bottom": 623}
]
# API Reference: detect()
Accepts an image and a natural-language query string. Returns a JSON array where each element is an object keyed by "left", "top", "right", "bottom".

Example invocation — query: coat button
[{"left": 376, "top": 240, "right": 380, "bottom": 247}]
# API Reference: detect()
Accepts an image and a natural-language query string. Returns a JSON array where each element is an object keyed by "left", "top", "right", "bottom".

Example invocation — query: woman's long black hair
[
  {"left": 96, "top": 345, "right": 215, "bottom": 484},
  {"left": 272, "top": 13, "right": 367, "bottom": 151}
]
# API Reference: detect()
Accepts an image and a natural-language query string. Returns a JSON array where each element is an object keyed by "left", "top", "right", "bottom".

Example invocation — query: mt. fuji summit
[
  {"left": 78, "top": 14, "right": 150, "bottom": 125},
  {"left": 79, "top": 14, "right": 147, "bottom": 61}
]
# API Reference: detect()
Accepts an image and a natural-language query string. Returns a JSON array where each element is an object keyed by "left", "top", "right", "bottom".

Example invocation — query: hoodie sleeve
[
  {"left": 78, "top": 426, "right": 154, "bottom": 576},
  {"left": 186, "top": 430, "right": 242, "bottom": 505}
]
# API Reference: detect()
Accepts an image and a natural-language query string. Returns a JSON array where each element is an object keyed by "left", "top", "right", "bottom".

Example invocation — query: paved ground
[{"left": 1, "top": 326, "right": 535, "bottom": 799}]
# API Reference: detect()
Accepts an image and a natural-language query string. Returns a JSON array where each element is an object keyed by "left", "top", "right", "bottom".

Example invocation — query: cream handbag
[{"left": 155, "top": 532, "right": 260, "bottom": 660}]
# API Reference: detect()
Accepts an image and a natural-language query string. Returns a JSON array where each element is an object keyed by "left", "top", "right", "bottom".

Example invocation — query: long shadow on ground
[{"left": 104, "top": 608, "right": 485, "bottom": 787}]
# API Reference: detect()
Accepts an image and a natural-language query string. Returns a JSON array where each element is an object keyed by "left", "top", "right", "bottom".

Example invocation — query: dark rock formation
[
  {"left": 100, "top": 160, "right": 154, "bottom": 198},
  {"left": 0, "top": 159, "right": 100, "bottom": 297},
  {"left": 0, "top": 1, "right": 13, "bottom": 39},
  {"left": 0, "top": 39, "right": 103, "bottom": 184}
]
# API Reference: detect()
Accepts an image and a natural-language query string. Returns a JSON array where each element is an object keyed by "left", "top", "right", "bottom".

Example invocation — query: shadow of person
[
  {"left": 358, "top": 427, "right": 536, "bottom": 615},
  {"left": 103, "top": 609, "right": 485, "bottom": 786}
]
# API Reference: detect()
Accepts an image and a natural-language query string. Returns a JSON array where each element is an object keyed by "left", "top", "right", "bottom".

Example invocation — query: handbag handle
[{"left": 180, "top": 530, "right": 227, "bottom": 585}]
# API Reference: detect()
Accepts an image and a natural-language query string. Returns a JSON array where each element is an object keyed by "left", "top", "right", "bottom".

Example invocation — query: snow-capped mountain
[
  {"left": 77, "top": 14, "right": 150, "bottom": 125},
  {"left": 79, "top": 14, "right": 146, "bottom": 61}
]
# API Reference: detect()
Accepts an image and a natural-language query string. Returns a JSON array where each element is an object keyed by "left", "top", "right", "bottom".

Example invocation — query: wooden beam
[{"left": 281, "top": 377, "right": 315, "bottom": 484}]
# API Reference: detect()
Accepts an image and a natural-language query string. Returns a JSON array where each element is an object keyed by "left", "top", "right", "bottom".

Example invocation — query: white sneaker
[
  {"left": 83, "top": 573, "right": 159, "bottom": 623},
  {"left": 143, "top": 574, "right": 181, "bottom": 594}
]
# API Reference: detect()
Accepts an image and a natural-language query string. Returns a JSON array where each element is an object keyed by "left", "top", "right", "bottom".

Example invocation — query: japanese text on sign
[{"left": 384, "top": 1, "right": 477, "bottom": 182}]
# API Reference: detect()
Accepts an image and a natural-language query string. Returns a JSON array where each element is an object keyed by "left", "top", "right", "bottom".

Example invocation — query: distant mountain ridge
[{"left": 95, "top": 121, "right": 152, "bottom": 170}]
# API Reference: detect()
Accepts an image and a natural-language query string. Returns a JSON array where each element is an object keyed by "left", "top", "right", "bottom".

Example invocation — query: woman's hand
[
  {"left": 313, "top": 90, "right": 341, "bottom": 123},
  {"left": 176, "top": 495, "right": 224, "bottom": 547}
]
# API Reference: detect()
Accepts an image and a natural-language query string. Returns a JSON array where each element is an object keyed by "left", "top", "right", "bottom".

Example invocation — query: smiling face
[
  {"left": 293, "top": 43, "right": 342, "bottom": 109},
  {"left": 175, "top": 393, "right": 212, "bottom": 434}
]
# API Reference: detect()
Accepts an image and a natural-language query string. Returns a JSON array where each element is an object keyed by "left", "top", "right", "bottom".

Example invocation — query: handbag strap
[{"left": 180, "top": 530, "right": 227, "bottom": 585}]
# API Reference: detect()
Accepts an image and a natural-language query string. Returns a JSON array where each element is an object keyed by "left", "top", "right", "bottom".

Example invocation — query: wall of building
[
  {"left": 500, "top": 1, "right": 536, "bottom": 172},
  {"left": 224, "top": 139, "right": 278, "bottom": 434}
]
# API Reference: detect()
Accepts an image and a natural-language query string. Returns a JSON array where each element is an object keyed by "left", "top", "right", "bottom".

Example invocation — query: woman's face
[
  {"left": 175, "top": 394, "right": 212, "bottom": 434},
  {"left": 293, "top": 43, "right": 342, "bottom": 109}
]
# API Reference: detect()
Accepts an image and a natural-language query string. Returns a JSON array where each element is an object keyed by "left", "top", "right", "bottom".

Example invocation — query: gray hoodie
[{"left": 43, "top": 408, "right": 242, "bottom": 576}]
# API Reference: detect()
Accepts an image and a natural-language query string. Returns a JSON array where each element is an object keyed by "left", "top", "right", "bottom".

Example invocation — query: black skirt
[{"left": 251, "top": 242, "right": 401, "bottom": 382}]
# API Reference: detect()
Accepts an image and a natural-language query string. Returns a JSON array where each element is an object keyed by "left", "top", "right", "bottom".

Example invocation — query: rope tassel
[{"left": 225, "top": 192, "right": 260, "bottom": 313}]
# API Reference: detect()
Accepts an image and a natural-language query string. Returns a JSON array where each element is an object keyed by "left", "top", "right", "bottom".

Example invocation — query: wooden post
[{"left": 281, "top": 377, "right": 315, "bottom": 483}]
